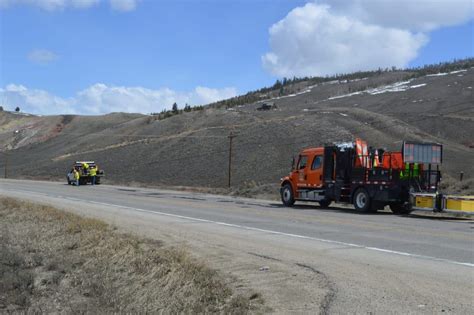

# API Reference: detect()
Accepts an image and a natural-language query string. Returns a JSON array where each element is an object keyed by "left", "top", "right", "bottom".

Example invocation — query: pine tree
[
  {"left": 172, "top": 102, "right": 178, "bottom": 114},
  {"left": 273, "top": 80, "right": 282, "bottom": 89}
]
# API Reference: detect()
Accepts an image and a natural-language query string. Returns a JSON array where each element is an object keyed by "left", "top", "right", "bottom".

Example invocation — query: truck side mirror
[{"left": 291, "top": 156, "right": 295, "bottom": 170}]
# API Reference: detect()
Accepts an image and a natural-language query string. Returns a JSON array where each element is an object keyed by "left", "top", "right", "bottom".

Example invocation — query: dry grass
[
  {"left": 439, "top": 176, "right": 474, "bottom": 195},
  {"left": 108, "top": 179, "right": 281, "bottom": 201},
  {"left": 230, "top": 182, "right": 280, "bottom": 200},
  {"left": 0, "top": 197, "right": 264, "bottom": 313}
]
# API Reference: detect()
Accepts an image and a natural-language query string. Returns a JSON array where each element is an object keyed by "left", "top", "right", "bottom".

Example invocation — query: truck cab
[
  {"left": 294, "top": 148, "right": 325, "bottom": 189},
  {"left": 281, "top": 147, "right": 330, "bottom": 208}
]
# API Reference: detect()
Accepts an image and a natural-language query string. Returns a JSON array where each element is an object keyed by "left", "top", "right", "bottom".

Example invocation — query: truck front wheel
[
  {"left": 281, "top": 183, "right": 295, "bottom": 207},
  {"left": 353, "top": 188, "right": 372, "bottom": 212}
]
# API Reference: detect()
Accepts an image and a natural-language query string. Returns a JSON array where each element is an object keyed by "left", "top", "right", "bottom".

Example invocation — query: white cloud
[
  {"left": 262, "top": 0, "right": 473, "bottom": 77},
  {"left": 109, "top": 0, "right": 137, "bottom": 12},
  {"left": 27, "top": 49, "right": 58, "bottom": 64},
  {"left": 262, "top": 3, "right": 427, "bottom": 77},
  {"left": 0, "top": 0, "right": 139, "bottom": 11},
  {"left": 1, "top": 84, "right": 74, "bottom": 115},
  {"left": 0, "top": 83, "right": 238, "bottom": 115},
  {"left": 324, "top": 0, "right": 474, "bottom": 32},
  {"left": 193, "top": 86, "right": 238, "bottom": 105}
]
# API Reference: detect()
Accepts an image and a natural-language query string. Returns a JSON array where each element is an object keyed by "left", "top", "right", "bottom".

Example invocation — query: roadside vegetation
[
  {"left": 439, "top": 176, "right": 474, "bottom": 195},
  {"left": 0, "top": 197, "right": 264, "bottom": 313}
]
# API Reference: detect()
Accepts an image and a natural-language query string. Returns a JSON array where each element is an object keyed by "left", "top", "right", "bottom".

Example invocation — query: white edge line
[{"left": 4, "top": 189, "right": 474, "bottom": 268}]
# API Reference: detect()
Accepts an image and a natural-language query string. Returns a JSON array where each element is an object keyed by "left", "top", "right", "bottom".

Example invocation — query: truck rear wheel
[
  {"left": 390, "top": 203, "right": 413, "bottom": 215},
  {"left": 353, "top": 188, "right": 372, "bottom": 212},
  {"left": 281, "top": 183, "right": 295, "bottom": 207}
]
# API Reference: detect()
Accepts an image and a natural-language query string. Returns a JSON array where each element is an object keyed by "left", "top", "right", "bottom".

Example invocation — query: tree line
[{"left": 150, "top": 102, "right": 205, "bottom": 120}]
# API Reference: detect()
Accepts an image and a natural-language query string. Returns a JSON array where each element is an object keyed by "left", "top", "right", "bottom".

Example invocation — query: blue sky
[
  {"left": 0, "top": 0, "right": 473, "bottom": 115},
  {"left": 410, "top": 22, "right": 473, "bottom": 67}
]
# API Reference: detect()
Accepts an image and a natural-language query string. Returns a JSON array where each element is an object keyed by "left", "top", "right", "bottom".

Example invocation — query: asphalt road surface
[{"left": 1, "top": 179, "right": 473, "bottom": 314}]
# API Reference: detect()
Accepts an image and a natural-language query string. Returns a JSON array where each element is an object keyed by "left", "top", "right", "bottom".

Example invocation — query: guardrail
[{"left": 411, "top": 193, "right": 474, "bottom": 214}]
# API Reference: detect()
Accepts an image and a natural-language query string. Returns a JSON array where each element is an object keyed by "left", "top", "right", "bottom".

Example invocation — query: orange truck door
[
  {"left": 306, "top": 155, "right": 324, "bottom": 188},
  {"left": 296, "top": 155, "right": 309, "bottom": 188}
]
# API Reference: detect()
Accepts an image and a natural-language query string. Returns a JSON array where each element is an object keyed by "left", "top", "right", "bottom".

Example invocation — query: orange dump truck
[{"left": 280, "top": 140, "right": 442, "bottom": 214}]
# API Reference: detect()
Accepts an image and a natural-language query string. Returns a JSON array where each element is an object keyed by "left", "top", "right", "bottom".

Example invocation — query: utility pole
[
  {"left": 227, "top": 132, "right": 236, "bottom": 188},
  {"left": 4, "top": 151, "right": 8, "bottom": 179}
]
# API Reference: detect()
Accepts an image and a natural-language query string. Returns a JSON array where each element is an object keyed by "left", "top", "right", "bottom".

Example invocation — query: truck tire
[
  {"left": 281, "top": 183, "right": 295, "bottom": 207},
  {"left": 390, "top": 203, "right": 413, "bottom": 215},
  {"left": 319, "top": 199, "right": 331, "bottom": 208},
  {"left": 353, "top": 188, "right": 372, "bottom": 212}
]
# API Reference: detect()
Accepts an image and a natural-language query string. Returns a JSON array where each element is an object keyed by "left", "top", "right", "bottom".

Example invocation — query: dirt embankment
[{"left": 0, "top": 197, "right": 264, "bottom": 313}]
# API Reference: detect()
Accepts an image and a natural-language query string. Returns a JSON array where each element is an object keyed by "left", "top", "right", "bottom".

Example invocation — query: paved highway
[{"left": 1, "top": 179, "right": 473, "bottom": 313}]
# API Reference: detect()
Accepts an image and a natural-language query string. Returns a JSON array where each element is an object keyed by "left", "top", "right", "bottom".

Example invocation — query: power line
[
  {"left": 228, "top": 132, "right": 237, "bottom": 188},
  {"left": 4, "top": 151, "right": 8, "bottom": 179}
]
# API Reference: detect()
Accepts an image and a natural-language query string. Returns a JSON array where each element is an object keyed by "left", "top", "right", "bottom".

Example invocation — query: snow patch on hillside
[
  {"left": 367, "top": 80, "right": 414, "bottom": 94},
  {"left": 328, "top": 91, "right": 363, "bottom": 100},
  {"left": 409, "top": 83, "right": 427, "bottom": 89},
  {"left": 269, "top": 86, "right": 314, "bottom": 101},
  {"left": 324, "top": 80, "right": 428, "bottom": 101},
  {"left": 449, "top": 70, "right": 468, "bottom": 74},
  {"left": 426, "top": 72, "right": 448, "bottom": 77},
  {"left": 426, "top": 69, "right": 467, "bottom": 77}
]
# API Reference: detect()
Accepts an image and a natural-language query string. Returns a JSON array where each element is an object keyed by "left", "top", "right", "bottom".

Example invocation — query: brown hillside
[{"left": 1, "top": 68, "right": 473, "bottom": 192}]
